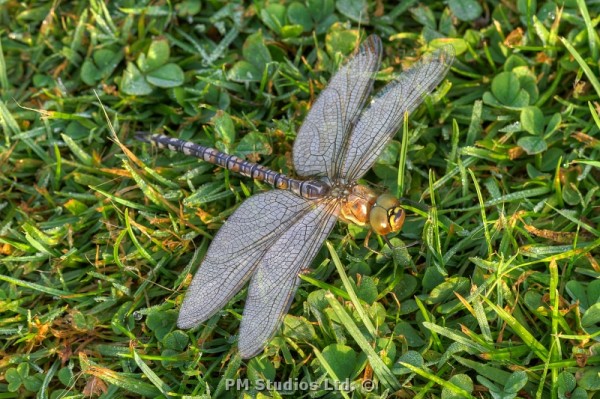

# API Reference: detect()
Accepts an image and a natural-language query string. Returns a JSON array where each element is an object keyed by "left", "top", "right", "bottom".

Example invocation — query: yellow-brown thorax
[{"left": 338, "top": 185, "right": 406, "bottom": 235}]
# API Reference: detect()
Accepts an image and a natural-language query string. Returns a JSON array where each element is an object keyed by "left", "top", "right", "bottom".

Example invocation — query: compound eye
[
  {"left": 370, "top": 194, "right": 404, "bottom": 235},
  {"left": 370, "top": 206, "right": 390, "bottom": 235},
  {"left": 388, "top": 207, "right": 405, "bottom": 232},
  {"left": 375, "top": 193, "right": 400, "bottom": 209}
]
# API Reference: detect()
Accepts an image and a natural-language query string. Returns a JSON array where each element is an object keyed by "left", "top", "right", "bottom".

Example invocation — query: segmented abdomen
[{"left": 137, "top": 133, "right": 330, "bottom": 200}]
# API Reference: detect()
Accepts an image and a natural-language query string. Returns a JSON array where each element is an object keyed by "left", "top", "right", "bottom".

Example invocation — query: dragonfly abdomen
[{"left": 137, "top": 133, "right": 330, "bottom": 200}]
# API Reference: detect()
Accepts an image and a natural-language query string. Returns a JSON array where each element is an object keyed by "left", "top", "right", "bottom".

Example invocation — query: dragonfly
[{"left": 137, "top": 35, "right": 454, "bottom": 358}]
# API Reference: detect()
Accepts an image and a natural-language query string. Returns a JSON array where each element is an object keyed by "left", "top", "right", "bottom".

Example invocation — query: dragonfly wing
[
  {"left": 341, "top": 45, "right": 454, "bottom": 180},
  {"left": 177, "top": 190, "right": 322, "bottom": 329},
  {"left": 293, "top": 35, "right": 382, "bottom": 179},
  {"left": 237, "top": 200, "right": 339, "bottom": 358}
]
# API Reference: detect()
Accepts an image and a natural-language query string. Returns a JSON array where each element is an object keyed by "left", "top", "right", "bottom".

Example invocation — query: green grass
[{"left": 1, "top": 0, "right": 600, "bottom": 398}]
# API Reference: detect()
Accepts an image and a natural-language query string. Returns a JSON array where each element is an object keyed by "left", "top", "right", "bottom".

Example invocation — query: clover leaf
[{"left": 120, "top": 38, "right": 184, "bottom": 96}]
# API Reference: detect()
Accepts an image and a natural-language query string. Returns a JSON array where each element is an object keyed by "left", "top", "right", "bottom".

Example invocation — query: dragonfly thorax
[{"left": 339, "top": 186, "right": 405, "bottom": 235}]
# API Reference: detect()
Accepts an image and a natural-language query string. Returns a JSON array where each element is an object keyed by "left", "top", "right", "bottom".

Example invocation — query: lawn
[{"left": 1, "top": 0, "right": 600, "bottom": 398}]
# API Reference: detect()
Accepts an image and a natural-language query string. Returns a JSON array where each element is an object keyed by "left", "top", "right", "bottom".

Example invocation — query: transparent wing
[
  {"left": 238, "top": 200, "right": 339, "bottom": 358},
  {"left": 293, "top": 35, "right": 382, "bottom": 179},
  {"left": 341, "top": 45, "right": 454, "bottom": 180},
  {"left": 177, "top": 190, "right": 325, "bottom": 329}
]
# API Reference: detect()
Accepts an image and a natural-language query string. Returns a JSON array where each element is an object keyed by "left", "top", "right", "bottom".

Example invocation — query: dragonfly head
[{"left": 370, "top": 194, "right": 405, "bottom": 235}]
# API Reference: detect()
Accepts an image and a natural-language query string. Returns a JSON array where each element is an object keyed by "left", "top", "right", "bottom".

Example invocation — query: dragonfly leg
[
  {"left": 384, "top": 236, "right": 421, "bottom": 266},
  {"left": 362, "top": 230, "right": 387, "bottom": 257},
  {"left": 364, "top": 233, "right": 418, "bottom": 261}
]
